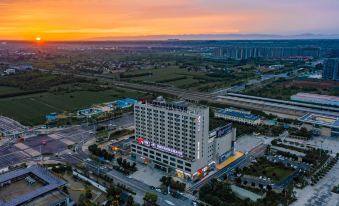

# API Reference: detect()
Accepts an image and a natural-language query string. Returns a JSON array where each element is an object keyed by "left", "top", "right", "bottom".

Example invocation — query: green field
[
  {"left": 122, "top": 67, "right": 225, "bottom": 90},
  {"left": 0, "top": 89, "right": 144, "bottom": 126},
  {"left": 0, "top": 86, "right": 23, "bottom": 95}
]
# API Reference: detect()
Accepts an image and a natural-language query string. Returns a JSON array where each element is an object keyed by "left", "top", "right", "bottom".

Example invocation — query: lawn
[
  {"left": 242, "top": 158, "right": 294, "bottom": 183},
  {"left": 0, "top": 89, "right": 144, "bottom": 126}
]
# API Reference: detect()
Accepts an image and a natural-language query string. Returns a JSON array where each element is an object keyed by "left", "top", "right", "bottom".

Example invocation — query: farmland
[
  {"left": 0, "top": 87, "right": 145, "bottom": 126},
  {"left": 121, "top": 67, "right": 251, "bottom": 91}
]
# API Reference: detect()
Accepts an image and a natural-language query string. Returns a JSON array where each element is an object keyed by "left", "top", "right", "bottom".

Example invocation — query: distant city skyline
[{"left": 0, "top": 0, "right": 339, "bottom": 41}]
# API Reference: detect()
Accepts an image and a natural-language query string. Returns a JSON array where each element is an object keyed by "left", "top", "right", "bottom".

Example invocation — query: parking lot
[
  {"left": 0, "top": 125, "right": 95, "bottom": 168},
  {"left": 283, "top": 136, "right": 339, "bottom": 157},
  {"left": 0, "top": 116, "right": 26, "bottom": 137},
  {"left": 267, "top": 155, "right": 310, "bottom": 171}
]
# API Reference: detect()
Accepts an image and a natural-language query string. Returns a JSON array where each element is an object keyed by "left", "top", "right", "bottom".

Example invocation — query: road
[{"left": 106, "top": 170, "right": 192, "bottom": 206}]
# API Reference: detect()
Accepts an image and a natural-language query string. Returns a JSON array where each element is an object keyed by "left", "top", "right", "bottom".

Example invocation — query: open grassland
[{"left": 0, "top": 89, "right": 144, "bottom": 126}]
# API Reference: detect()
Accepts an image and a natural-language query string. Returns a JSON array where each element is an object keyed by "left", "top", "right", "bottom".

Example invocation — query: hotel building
[{"left": 131, "top": 97, "right": 235, "bottom": 180}]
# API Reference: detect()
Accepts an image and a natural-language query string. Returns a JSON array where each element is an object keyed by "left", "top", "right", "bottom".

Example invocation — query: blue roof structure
[
  {"left": 115, "top": 98, "right": 138, "bottom": 109},
  {"left": 46, "top": 113, "right": 58, "bottom": 121},
  {"left": 216, "top": 109, "right": 260, "bottom": 121}
]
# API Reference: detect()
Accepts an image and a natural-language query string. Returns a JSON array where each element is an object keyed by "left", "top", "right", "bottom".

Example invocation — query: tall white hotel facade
[{"left": 131, "top": 97, "right": 235, "bottom": 180}]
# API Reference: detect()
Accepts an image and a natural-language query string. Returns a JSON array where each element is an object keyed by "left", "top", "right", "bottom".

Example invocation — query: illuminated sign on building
[
  {"left": 151, "top": 101, "right": 188, "bottom": 111},
  {"left": 138, "top": 137, "right": 183, "bottom": 157},
  {"left": 216, "top": 123, "right": 232, "bottom": 138}
]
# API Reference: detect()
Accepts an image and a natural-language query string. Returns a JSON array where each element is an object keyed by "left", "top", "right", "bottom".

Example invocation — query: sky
[{"left": 0, "top": 0, "right": 339, "bottom": 41}]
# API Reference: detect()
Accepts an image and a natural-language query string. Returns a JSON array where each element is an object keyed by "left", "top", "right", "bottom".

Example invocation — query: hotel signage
[{"left": 138, "top": 137, "right": 183, "bottom": 157}]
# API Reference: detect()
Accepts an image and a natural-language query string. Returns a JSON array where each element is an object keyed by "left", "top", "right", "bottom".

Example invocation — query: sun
[{"left": 35, "top": 37, "right": 41, "bottom": 41}]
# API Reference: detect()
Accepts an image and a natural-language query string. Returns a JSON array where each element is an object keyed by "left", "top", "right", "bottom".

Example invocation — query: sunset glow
[{"left": 0, "top": 0, "right": 338, "bottom": 41}]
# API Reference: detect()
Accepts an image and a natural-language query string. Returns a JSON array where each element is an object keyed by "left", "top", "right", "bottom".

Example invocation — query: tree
[
  {"left": 143, "top": 192, "right": 157, "bottom": 206},
  {"left": 122, "top": 159, "right": 127, "bottom": 167},
  {"left": 160, "top": 176, "right": 172, "bottom": 187},
  {"left": 78, "top": 194, "right": 86, "bottom": 206},
  {"left": 117, "top": 157, "right": 123, "bottom": 166},
  {"left": 85, "top": 186, "right": 92, "bottom": 199},
  {"left": 126, "top": 195, "right": 134, "bottom": 206},
  {"left": 106, "top": 185, "right": 122, "bottom": 206}
]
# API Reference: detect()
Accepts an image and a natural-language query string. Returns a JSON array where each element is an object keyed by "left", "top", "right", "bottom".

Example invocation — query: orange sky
[{"left": 0, "top": 0, "right": 338, "bottom": 41}]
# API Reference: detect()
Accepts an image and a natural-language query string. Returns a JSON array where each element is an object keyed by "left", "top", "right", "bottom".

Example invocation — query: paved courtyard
[
  {"left": 235, "top": 134, "right": 267, "bottom": 153},
  {"left": 129, "top": 163, "right": 165, "bottom": 187},
  {"left": 292, "top": 161, "right": 339, "bottom": 206}
]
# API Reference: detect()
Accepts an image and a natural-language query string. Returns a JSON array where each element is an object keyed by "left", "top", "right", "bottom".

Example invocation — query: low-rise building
[
  {"left": 115, "top": 98, "right": 138, "bottom": 109},
  {"left": 0, "top": 165, "right": 73, "bottom": 206},
  {"left": 4, "top": 68, "right": 15, "bottom": 75},
  {"left": 291, "top": 92, "right": 339, "bottom": 107},
  {"left": 299, "top": 113, "right": 339, "bottom": 137},
  {"left": 215, "top": 108, "right": 261, "bottom": 125}
]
